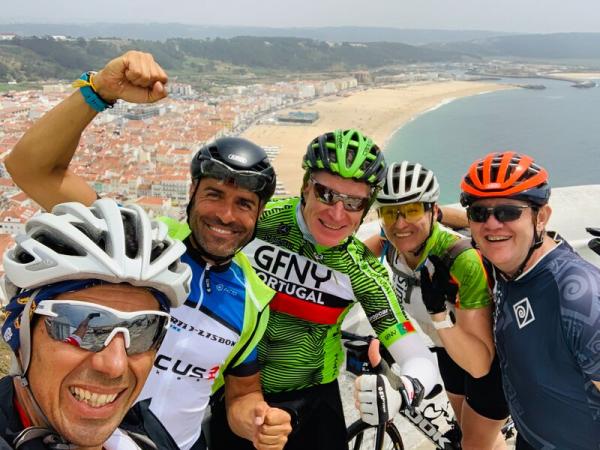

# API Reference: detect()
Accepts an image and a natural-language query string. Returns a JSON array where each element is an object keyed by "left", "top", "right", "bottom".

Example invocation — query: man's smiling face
[
  {"left": 27, "top": 284, "right": 160, "bottom": 448},
  {"left": 188, "top": 177, "right": 261, "bottom": 260},
  {"left": 301, "top": 171, "right": 370, "bottom": 247}
]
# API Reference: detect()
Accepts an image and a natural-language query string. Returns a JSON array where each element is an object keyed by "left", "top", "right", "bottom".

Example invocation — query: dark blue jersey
[{"left": 492, "top": 242, "right": 600, "bottom": 449}]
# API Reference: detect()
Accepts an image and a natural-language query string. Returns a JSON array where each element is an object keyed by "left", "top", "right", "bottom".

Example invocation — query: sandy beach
[
  {"left": 242, "top": 80, "right": 513, "bottom": 194},
  {"left": 550, "top": 72, "right": 600, "bottom": 80}
]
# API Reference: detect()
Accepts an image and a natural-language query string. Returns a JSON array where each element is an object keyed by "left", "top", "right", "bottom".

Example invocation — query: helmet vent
[
  {"left": 31, "top": 231, "right": 84, "bottom": 257},
  {"left": 151, "top": 242, "right": 167, "bottom": 263},
  {"left": 346, "top": 148, "right": 357, "bottom": 167},
  {"left": 121, "top": 211, "right": 139, "bottom": 259},
  {"left": 15, "top": 249, "right": 35, "bottom": 264}
]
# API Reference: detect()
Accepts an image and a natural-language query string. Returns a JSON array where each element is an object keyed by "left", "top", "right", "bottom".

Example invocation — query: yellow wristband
[{"left": 72, "top": 71, "right": 99, "bottom": 92}]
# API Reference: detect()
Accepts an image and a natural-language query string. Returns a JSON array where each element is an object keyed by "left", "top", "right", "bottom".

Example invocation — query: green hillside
[{"left": 0, "top": 36, "right": 466, "bottom": 82}]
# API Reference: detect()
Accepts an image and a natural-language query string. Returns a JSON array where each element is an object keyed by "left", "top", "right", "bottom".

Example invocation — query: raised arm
[
  {"left": 439, "top": 206, "right": 468, "bottom": 230},
  {"left": 6, "top": 51, "right": 168, "bottom": 211},
  {"left": 363, "top": 234, "right": 386, "bottom": 258}
]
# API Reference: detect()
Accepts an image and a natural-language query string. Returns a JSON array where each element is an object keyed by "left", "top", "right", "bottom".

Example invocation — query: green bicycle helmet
[{"left": 303, "top": 129, "right": 387, "bottom": 188}]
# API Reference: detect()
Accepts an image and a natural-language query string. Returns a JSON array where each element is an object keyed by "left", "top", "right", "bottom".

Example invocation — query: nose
[
  {"left": 329, "top": 200, "right": 346, "bottom": 220},
  {"left": 216, "top": 199, "right": 235, "bottom": 224},
  {"left": 90, "top": 333, "right": 129, "bottom": 378},
  {"left": 482, "top": 211, "right": 503, "bottom": 228},
  {"left": 392, "top": 214, "right": 409, "bottom": 228}
]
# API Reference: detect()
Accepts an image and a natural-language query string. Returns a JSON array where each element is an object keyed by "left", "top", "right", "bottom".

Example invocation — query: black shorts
[
  {"left": 209, "top": 379, "right": 348, "bottom": 450},
  {"left": 433, "top": 347, "right": 509, "bottom": 420}
]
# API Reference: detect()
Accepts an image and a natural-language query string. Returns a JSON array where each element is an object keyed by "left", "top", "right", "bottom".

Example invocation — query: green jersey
[
  {"left": 243, "top": 197, "right": 417, "bottom": 393},
  {"left": 385, "top": 222, "right": 490, "bottom": 346}
]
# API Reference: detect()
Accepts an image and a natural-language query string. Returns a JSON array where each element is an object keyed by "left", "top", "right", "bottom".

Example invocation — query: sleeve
[
  {"left": 559, "top": 265, "right": 600, "bottom": 383},
  {"left": 225, "top": 348, "right": 260, "bottom": 377},
  {"left": 354, "top": 251, "right": 415, "bottom": 347},
  {"left": 355, "top": 248, "right": 438, "bottom": 394},
  {"left": 451, "top": 248, "right": 492, "bottom": 310}
]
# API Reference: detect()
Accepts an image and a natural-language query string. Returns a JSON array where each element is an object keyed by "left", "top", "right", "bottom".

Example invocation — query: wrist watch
[{"left": 432, "top": 309, "right": 455, "bottom": 330}]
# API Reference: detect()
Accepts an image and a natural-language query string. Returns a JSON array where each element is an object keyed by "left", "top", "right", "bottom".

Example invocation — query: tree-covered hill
[
  {"left": 0, "top": 35, "right": 466, "bottom": 82},
  {"left": 431, "top": 33, "right": 600, "bottom": 60}
]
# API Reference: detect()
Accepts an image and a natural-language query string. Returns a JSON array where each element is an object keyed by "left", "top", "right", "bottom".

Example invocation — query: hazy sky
[{"left": 3, "top": 0, "right": 600, "bottom": 33}]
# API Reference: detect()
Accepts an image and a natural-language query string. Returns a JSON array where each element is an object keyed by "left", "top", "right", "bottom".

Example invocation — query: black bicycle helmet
[
  {"left": 190, "top": 137, "right": 276, "bottom": 202},
  {"left": 187, "top": 137, "right": 276, "bottom": 264}
]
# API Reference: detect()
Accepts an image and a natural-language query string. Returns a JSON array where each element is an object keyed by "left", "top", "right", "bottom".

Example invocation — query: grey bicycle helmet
[{"left": 4, "top": 198, "right": 191, "bottom": 308}]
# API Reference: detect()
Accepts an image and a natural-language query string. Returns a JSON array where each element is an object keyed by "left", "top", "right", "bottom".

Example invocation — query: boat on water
[
  {"left": 518, "top": 84, "right": 546, "bottom": 90},
  {"left": 572, "top": 80, "right": 597, "bottom": 88}
]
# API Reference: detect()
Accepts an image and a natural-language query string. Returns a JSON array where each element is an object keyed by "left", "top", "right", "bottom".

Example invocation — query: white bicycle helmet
[
  {"left": 375, "top": 161, "right": 440, "bottom": 206},
  {"left": 3, "top": 198, "right": 191, "bottom": 308}
]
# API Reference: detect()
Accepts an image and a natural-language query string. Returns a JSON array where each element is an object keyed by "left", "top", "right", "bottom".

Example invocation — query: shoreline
[
  {"left": 548, "top": 72, "right": 600, "bottom": 81},
  {"left": 385, "top": 95, "right": 458, "bottom": 146},
  {"left": 242, "top": 80, "right": 514, "bottom": 194}
]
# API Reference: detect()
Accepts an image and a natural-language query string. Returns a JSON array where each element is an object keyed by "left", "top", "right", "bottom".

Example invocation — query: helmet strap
[
  {"left": 11, "top": 289, "right": 58, "bottom": 438},
  {"left": 13, "top": 426, "right": 77, "bottom": 450},
  {"left": 13, "top": 376, "right": 52, "bottom": 431},
  {"left": 185, "top": 179, "right": 201, "bottom": 225}
]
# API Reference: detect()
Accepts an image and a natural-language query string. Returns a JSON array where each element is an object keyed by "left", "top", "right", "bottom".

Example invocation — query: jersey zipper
[{"left": 203, "top": 263, "right": 212, "bottom": 294}]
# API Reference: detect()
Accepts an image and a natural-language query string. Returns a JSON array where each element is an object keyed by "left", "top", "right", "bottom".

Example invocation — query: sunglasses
[
  {"left": 378, "top": 203, "right": 431, "bottom": 227},
  {"left": 467, "top": 204, "right": 532, "bottom": 223},
  {"left": 309, "top": 177, "right": 370, "bottom": 212},
  {"left": 35, "top": 300, "right": 170, "bottom": 355},
  {"left": 199, "top": 159, "right": 269, "bottom": 192}
]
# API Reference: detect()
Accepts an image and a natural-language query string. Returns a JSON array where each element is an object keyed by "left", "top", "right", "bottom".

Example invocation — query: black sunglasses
[
  {"left": 199, "top": 159, "right": 269, "bottom": 192},
  {"left": 467, "top": 204, "right": 533, "bottom": 223},
  {"left": 309, "top": 177, "right": 370, "bottom": 212},
  {"left": 35, "top": 300, "right": 170, "bottom": 355}
]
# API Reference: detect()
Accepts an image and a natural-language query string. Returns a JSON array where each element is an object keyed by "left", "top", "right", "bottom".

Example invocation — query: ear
[
  {"left": 257, "top": 204, "right": 265, "bottom": 220},
  {"left": 188, "top": 180, "right": 199, "bottom": 197},
  {"left": 535, "top": 204, "right": 552, "bottom": 232}
]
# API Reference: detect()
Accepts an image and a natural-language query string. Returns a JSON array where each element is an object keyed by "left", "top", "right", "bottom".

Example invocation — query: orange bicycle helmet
[{"left": 460, "top": 151, "right": 550, "bottom": 207}]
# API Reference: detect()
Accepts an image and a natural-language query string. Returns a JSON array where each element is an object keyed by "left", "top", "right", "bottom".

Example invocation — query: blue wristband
[{"left": 77, "top": 72, "right": 114, "bottom": 113}]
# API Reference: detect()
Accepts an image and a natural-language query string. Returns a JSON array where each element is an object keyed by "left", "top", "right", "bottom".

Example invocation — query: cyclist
[
  {"left": 0, "top": 198, "right": 191, "bottom": 449},
  {"left": 211, "top": 129, "right": 439, "bottom": 450},
  {"left": 6, "top": 51, "right": 292, "bottom": 450},
  {"left": 363, "top": 161, "right": 509, "bottom": 449},
  {"left": 460, "top": 152, "right": 600, "bottom": 450}
]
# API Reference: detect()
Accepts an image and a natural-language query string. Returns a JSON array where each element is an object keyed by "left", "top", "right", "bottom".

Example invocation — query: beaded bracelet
[{"left": 72, "top": 72, "right": 115, "bottom": 113}]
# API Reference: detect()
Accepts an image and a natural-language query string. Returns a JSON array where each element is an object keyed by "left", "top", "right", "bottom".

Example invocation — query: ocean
[{"left": 384, "top": 78, "right": 600, "bottom": 204}]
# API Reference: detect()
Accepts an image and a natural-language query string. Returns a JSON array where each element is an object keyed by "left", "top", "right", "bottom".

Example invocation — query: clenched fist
[
  {"left": 93, "top": 51, "right": 168, "bottom": 104},
  {"left": 252, "top": 401, "right": 292, "bottom": 450}
]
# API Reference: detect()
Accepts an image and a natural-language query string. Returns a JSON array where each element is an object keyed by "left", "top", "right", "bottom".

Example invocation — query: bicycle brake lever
[{"left": 399, "top": 385, "right": 417, "bottom": 415}]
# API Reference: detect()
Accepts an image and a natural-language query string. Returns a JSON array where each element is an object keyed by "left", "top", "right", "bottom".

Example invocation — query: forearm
[
  {"left": 7, "top": 51, "right": 168, "bottom": 212},
  {"left": 387, "top": 333, "right": 438, "bottom": 395},
  {"left": 439, "top": 206, "right": 468, "bottom": 229},
  {"left": 433, "top": 314, "right": 494, "bottom": 377},
  {"left": 6, "top": 90, "right": 98, "bottom": 210}
]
